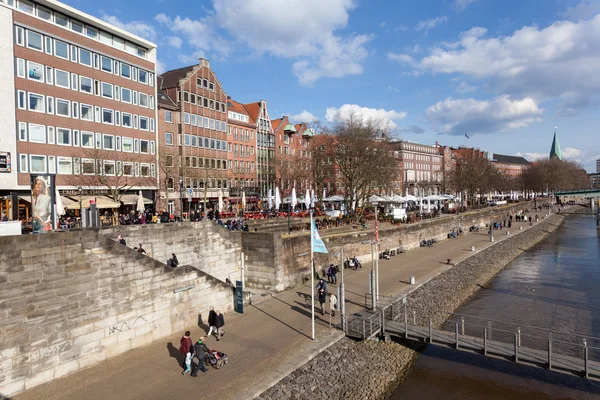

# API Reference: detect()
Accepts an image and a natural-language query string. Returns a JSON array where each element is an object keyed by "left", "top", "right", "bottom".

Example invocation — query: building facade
[
  {"left": 490, "top": 154, "right": 530, "bottom": 177},
  {"left": 392, "top": 141, "right": 444, "bottom": 196},
  {"left": 226, "top": 97, "right": 258, "bottom": 205},
  {"left": 243, "top": 100, "right": 274, "bottom": 199},
  {"left": 596, "top": 158, "right": 600, "bottom": 174},
  {"left": 157, "top": 59, "right": 229, "bottom": 215},
  {"left": 1, "top": 0, "right": 158, "bottom": 218}
]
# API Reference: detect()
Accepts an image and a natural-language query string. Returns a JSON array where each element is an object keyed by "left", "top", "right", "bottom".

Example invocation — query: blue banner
[{"left": 311, "top": 218, "right": 328, "bottom": 254}]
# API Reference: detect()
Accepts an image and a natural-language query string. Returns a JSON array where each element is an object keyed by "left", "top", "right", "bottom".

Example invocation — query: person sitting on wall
[
  {"left": 137, "top": 244, "right": 146, "bottom": 255},
  {"left": 117, "top": 235, "right": 126, "bottom": 246},
  {"left": 168, "top": 253, "right": 179, "bottom": 268},
  {"left": 382, "top": 249, "right": 391, "bottom": 260}
]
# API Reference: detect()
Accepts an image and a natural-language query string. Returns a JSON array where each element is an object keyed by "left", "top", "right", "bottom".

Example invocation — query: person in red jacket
[{"left": 178, "top": 331, "right": 193, "bottom": 369}]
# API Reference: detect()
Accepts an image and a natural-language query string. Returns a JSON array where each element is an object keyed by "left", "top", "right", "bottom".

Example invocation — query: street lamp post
[
  {"left": 179, "top": 178, "right": 184, "bottom": 221},
  {"left": 78, "top": 186, "right": 82, "bottom": 227},
  {"left": 362, "top": 240, "right": 377, "bottom": 310}
]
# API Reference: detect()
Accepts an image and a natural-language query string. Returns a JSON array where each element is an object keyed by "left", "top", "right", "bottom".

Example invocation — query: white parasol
[
  {"left": 218, "top": 190, "right": 223, "bottom": 212},
  {"left": 268, "top": 189, "right": 273, "bottom": 209},
  {"left": 305, "top": 189, "right": 311, "bottom": 209},
  {"left": 241, "top": 191, "right": 246, "bottom": 209},
  {"left": 55, "top": 187, "right": 65, "bottom": 217},
  {"left": 136, "top": 190, "right": 145, "bottom": 213},
  {"left": 275, "top": 187, "right": 281, "bottom": 210},
  {"left": 291, "top": 187, "right": 297, "bottom": 208}
]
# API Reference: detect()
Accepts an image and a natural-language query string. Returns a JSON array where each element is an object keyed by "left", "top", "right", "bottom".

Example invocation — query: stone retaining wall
[{"left": 256, "top": 213, "right": 565, "bottom": 400}]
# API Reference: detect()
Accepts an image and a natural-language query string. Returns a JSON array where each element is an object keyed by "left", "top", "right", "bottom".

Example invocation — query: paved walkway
[{"left": 14, "top": 215, "right": 542, "bottom": 400}]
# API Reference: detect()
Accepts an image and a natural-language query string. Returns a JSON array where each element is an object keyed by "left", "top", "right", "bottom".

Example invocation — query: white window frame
[
  {"left": 139, "top": 116, "right": 149, "bottom": 131},
  {"left": 79, "top": 48, "right": 92, "bottom": 67},
  {"left": 101, "top": 82, "right": 113, "bottom": 99},
  {"left": 80, "top": 104, "right": 93, "bottom": 121},
  {"left": 46, "top": 95, "right": 54, "bottom": 114},
  {"left": 26, "top": 30, "right": 44, "bottom": 52},
  {"left": 45, "top": 66, "right": 53, "bottom": 84},
  {"left": 47, "top": 156, "right": 56, "bottom": 174},
  {"left": 140, "top": 139, "right": 149, "bottom": 154},
  {"left": 102, "top": 134, "right": 115, "bottom": 150},
  {"left": 165, "top": 132, "right": 173, "bottom": 146},
  {"left": 102, "top": 108, "right": 114, "bottom": 125},
  {"left": 28, "top": 92, "right": 45, "bottom": 113},
  {"left": 95, "top": 133, "right": 102, "bottom": 149},
  {"left": 47, "top": 126, "right": 55, "bottom": 144},
  {"left": 29, "top": 154, "right": 47, "bottom": 174},
  {"left": 71, "top": 73, "right": 78, "bottom": 91},
  {"left": 15, "top": 26, "right": 25, "bottom": 47},
  {"left": 25, "top": 60, "right": 44, "bottom": 82},
  {"left": 72, "top": 101, "right": 79, "bottom": 119},
  {"left": 73, "top": 130, "right": 80, "bottom": 147},
  {"left": 28, "top": 123, "right": 46, "bottom": 144},
  {"left": 103, "top": 160, "right": 116, "bottom": 176},
  {"left": 56, "top": 127, "right": 71, "bottom": 146},
  {"left": 100, "top": 56, "right": 112, "bottom": 73},
  {"left": 81, "top": 131, "right": 94, "bottom": 148},
  {"left": 55, "top": 98, "right": 71, "bottom": 117},
  {"left": 55, "top": 69, "right": 70, "bottom": 89},
  {"left": 17, "top": 90, "right": 25, "bottom": 110},
  {"left": 121, "top": 112, "right": 132, "bottom": 128},
  {"left": 57, "top": 157, "right": 73, "bottom": 175},
  {"left": 122, "top": 137, "right": 133, "bottom": 153},
  {"left": 81, "top": 158, "right": 95, "bottom": 175},
  {"left": 19, "top": 153, "right": 28, "bottom": 173},
  {"left": 79, "top": 76, "right": 92, "bottom": 94},
  {"left": 53, "top": 39, "right": 69, "bottom": 59},
  {"left": 121, "top": 87, "right": 131, "bottom": 103}
]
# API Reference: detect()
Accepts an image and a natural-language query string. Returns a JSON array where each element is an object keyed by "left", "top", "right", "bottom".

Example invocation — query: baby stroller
[{"left": 207, "top": 349, "right": 228, "bottom": 369}]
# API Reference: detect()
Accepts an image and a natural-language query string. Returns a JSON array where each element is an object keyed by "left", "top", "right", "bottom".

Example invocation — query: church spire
[{"left": 549, "top": 127, "right": 562, "bottom": 160}]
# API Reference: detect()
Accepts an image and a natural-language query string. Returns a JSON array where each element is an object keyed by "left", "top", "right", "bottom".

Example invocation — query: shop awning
[
  {"left": 66, "top": 196, "right": 121, "bottom": 209},
  {"left": 119, "top": 194, "right": 153, "bottom": 206}
]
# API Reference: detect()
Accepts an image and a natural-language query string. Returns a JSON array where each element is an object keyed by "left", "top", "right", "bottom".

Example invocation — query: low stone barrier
[{"left": 256, "top": 213, "right": 565, "bottom": 400}]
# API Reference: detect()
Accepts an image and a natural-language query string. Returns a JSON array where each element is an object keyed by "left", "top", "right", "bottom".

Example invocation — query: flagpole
[
  {"left": 375, "top": 206, "right": 379, "bottom": 309},
  {"left": 310, "top": 209, "right": 315, "bottom": 340}
]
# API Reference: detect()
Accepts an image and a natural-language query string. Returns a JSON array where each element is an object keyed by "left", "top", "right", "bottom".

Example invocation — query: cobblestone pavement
[{"left": 14, "top": 216, "right": 540, "bottom": 400}]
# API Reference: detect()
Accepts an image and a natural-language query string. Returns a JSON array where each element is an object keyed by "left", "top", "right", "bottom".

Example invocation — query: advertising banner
[{"left": 30, "top": 174, "right": 56, "bottom": 234}]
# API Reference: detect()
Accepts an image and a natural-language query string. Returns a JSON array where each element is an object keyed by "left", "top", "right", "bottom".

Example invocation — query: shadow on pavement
[
  {"left": 167, "top": 342, "right": 185, "bottom": 369},
  {"left": 250, "top": 303, "right": 311, "bottom": 339}
]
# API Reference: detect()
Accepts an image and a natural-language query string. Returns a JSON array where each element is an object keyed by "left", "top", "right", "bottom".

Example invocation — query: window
[
  {"left": 28, "top": 93, "right": 45, "bottom": 113},
  {"left": 116, "top": 136, "right": 121, "bottom": 151},
  {"left": 80, "top": 104, "right": 93, "bottom": 121},
  {"left": 30, "top": 155, "right": 47, "bottom": 173},
  {"left": 122, "top": 113, "right": 132, "bottom": 127},
  {"left": 95, "top": 133, "right": 102, "bottom": 149},
  {"left": 86, "top": 26, "right": 98, "bottom": 40},
  {"left": 204, "top": 117, "right": 209, "bottom": 127},
  {"left": 71, "top": 73, "right": 78, "bottom": 90},
  {"left": 55, "top": 70, "right": 69, "bottom": 88},
  {"left": 81, "top": 132, "right": 94, "bottom": 148},
  {"left": 101, "top": 82, "right": 113, "bottom": 98},
  {"left": 164, "top": 110, "right": 173, "bottom": 123},
  {"left": 134, "top": 139, "right": 139, "bottom": 153},
  {"left": 82, "top": 159, "right": 94, "bottom": 174},
  {"left": 103, "top": 161, "right": 115, "bottom": 176},
  {"left": 48, "top": 156, "right": 55, "bottom": 174},
  {"left": 54, "top": 39, "right": 68, "bottom": 59},
  {"left": 55, "top": 12, "right": 68, "bottom": 27},
  {"left": 71, "top": 20, "right": 84, "bottom": 34},
  {"left": 102, "top": 109, "right": 113, "bottom": 124},
  {"left": 138, "top": 69, "right": 147, "bottom": 84},
  {"left": 103, "top": 135, "right": 114, "bottom": 150},
  {"left": 121, "top": 87, "right": 131, "bottom": 103},
  {"left": 139, "top": 93, "right": 148, "bottom": 107},
  {"left": 140, "top": 164, "right": 150, "bottom": 177},
  {"left": 46, "top": 67, "right": 54, "bottom": 85},
  {"left": 28, "top": 123, "right": 45, "bottom": 143},
  {"left": 123, "top": 162, "right": 133, "bottom": 176},
  {"left": 19, "top": 153, "right": 28, "bottom": 173},
  {"left": 122, "top": 137, "right": 133, "bottom": 152},
  {"left": 73, "top": 130, "right": 80, "bottom": 147},
  {"left": 101, "top": 56, "right": 112, "bottom": 73},
  {"left": 120, "top": 62, "right": 131, "bottom": 78},
  {"left": 58, "top": 157, "right": 72, "bottom": 174},
  {"left": 93, "top": 54, "right": 99, "bottom": 69},
  {"left": 35, "top": 4, "right": 52, "bottom": 19},
  {"left": 27, "top": 31, "right": 43, "bottom": 51},
  {"left": 57, "top": 128, "right": 71, "bottom": 145},
  {"left": 79, "top": 48, "right": 92, "bottom": 66},
  {"left": 80, "top": 76, "right": 92, "bottom": 94},
  {"left": 26, "top": 61, "right": 44, "bottom": 82},
  {"left": 139, "top": 117, "right": 149, "bottom": 130},
  {"left": 56, "top": 99, "right": 70, "bottom": 117},
  {"left": 184, "top": 112, "right": 190, "bottom": 124}
]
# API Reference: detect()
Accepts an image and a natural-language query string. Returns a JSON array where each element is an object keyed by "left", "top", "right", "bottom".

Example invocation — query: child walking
[{"left": 182, "top": 352, "right": 192, "bottom": 375}]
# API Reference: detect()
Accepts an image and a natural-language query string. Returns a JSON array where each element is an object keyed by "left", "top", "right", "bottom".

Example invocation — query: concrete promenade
[{"left": 14, "top": 216, "right": 539, "bottom": 400}]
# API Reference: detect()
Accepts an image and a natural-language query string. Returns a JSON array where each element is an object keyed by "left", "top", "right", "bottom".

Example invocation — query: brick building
[
  {"left": 242, "top": 100, "right": 274, "bottom": 199},
  {"left": 1, "top": 0, "right": 158, "bottom": 218},
  {"left": 226, "top": 97, "right": 258, "bottom": 205},
  {"left": 156, "top": 59, "right": 229, "bottom": 215},
  {"left": 271, "top": 116, "right": 314, "bottom": 197},
  {"left": 490, "top": 153, "right": 530, "bottom": 177},
  {"left": 392, "top": 141, "right": 444, "bottom": 196}
]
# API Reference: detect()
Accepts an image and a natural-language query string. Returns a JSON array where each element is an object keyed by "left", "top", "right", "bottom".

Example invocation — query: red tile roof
[
  {"left": 271, "top": 116, "right": 289, "bottom": 133},
  {"left": 243, "top": 102, "right": 262, "bottom": 122},
  {"left": 227, "top": 98, "right": 256, "bottom": 126}
]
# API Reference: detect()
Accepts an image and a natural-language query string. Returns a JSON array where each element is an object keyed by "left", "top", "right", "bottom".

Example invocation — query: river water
[{"left": 392, "top": 214, "right": 600, "bottom": 399}]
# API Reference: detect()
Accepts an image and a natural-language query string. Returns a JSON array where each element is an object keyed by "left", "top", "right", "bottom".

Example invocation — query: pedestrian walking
[
  {"left": 182, "top": 352, "right": 192, "bottom": 375},
  {"left": 316, "top": 279, "right": 327, "bottom": 293},
  {"left": 327, "top": 264, "right": 334, "bottom": 284},
  {"left": 178, "top": 330, "right": 193, "bottom": 369},
  {"left": 332, "top": 265, "right": 338, "bottom": 285},
  {"left": 318, "top": 289, "right": 326, "bottom": 315},
  {"left": 207, "top": 306, "right": 217, "bottom": 337},
  {"left": 330, "top": 293, "right": 338, "bottom": 317},
  {"left": 191, "top": 338, "right": 209, "bottom": 377},
  {"left": 215, "top": 311, "right": 225, "bottom": 340}
]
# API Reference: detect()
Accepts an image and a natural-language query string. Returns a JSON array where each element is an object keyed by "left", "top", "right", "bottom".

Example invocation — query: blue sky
[{"left": 66, "top": 0, "right": 600, "bottom": 171}]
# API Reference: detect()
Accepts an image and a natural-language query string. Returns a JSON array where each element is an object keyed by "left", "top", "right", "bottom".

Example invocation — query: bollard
[
  {"left": 517, "top": 326, "right": 521, "bottom": 346},
  {"left": 484, "top": 328, "right": 487, "bottom": 355},
  {"left": 413, "top": 310, "right": 416, "bottom": 325},
  {"left": 548, "top": 332, "right": 553, "bottom": 370},
  {"left": 488, "top": 321, "right": 492, "bottom": 340},
  {"left": 506, "top": 231, "right": 510, "bottom": 236},
  {"left": 410, "top": 276, "right": 416, "bottom": 285},
  {"left": 584, "top": 346, "right": 589, "bottom": 379},
  {"left": 461, "top": 317, "right": 465, "bottom": 336},
  {"left": 520, "top": 226, "right": 523, "bottom": 230},
  {"left": 429, "top": 318, "right": 433, "bottom": 344},
  {"left": 455, "top": 323, "right": 459, "bottom": 349},
  {"left": 515, "top": 334, "right": 519, "bottom": 363},
  {"left": 490, "top": 236, "right": 494, "bottom": 242},
  {"left": 471, "top": 245, "right": 475, "bottom": 252}
]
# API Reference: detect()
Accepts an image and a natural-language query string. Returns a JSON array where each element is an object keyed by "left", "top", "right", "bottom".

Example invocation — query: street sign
[{"left": 187, "top": 188, "right": 193, "bottom": 196}]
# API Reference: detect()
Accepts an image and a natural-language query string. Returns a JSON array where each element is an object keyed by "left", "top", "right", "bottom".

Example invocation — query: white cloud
[
  {"left": 325, "top": 104, "right": 407, "bottom": 130},
  {"left": 398, "top": 125, "right": 425, "bottom": 134},
  {"left": 454, "top": 0, "right": 477, "bottom": 11},
  {"left": 387, "top": 53, "right": 416, "bottom": 67},
  {"left": 561, "top": 0, "right": 600, "bottom": 20},
  {"left": 398, "top": 16, "right": 600, "bottom": 115},
  {"left": 101, "top": 14, "right": 157, "bottom": 41},
  {"left": 156, "top": 59, "right": 166, "bottom": 74},
  {"left": 563, "top": 147, "right": 583, "bottom": 159},
  {"left": 515, "top": 152, "right": 546, "bottom": 161},
  {"left": 388, "top": 86, "right": 400, "bottom": 92},
  {"left": 289, "top": 110, "right": 318, "bottom": 123},
  {"left": 456, "top": 81, "right": 478, "bottom": 93},
  {"left": 425, "top": 96, "right": 543, "bottom": 135},
  {"left": 156, "top": 0, "right": 371, "bottom": 85},
  {"left": 379, "top": 22, "right": 387, "bottom": 28},
  {"left": 415, "top": 16, "right": 448, "bottom": 32},
  {"left": 167, "top": 36, "right": 183, "bottom": 49}
]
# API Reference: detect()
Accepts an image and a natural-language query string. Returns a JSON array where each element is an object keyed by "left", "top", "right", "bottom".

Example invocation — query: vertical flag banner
[{"left": 311, "top": 219, "right": 328, "bottom": 254}]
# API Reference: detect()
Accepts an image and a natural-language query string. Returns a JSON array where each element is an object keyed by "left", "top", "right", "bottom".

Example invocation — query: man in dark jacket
[
  {"left": 215, "top": 311, "right": 225, "bottom": 340},
  {"left": 191, "top": 338, "right": 208, "bottom": 376},
  {"left": 207, "top": 306, "right": 217, "bottom": 337}
]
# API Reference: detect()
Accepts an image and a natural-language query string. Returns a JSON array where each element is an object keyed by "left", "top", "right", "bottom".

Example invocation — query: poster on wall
[
  {"left": 0, "top": 152, "right": 10, "bottom": 173},
  {"left": 30, "top": 174, "right": 56, "bottom": 234}
]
